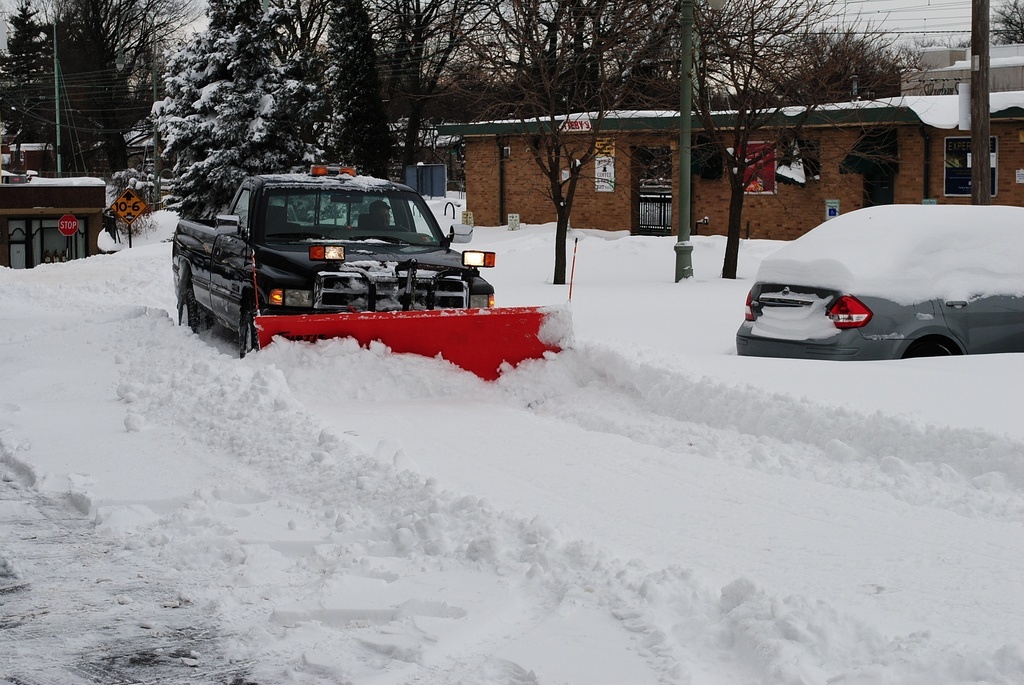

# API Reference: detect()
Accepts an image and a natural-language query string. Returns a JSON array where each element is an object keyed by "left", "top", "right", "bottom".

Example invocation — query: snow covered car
[{"left": 735, "top": 204, "right": 1024, "bottom": 359}]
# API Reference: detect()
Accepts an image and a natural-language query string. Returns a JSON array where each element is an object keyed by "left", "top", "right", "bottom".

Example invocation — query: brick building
[{"left": 438, "top": 95, "right": 1024, "bottom": 241}]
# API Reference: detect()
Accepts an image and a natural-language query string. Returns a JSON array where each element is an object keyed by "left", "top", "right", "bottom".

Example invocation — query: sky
[
  {"left": 0, "top": 0, "right": 977, "bottom": 49},
  {"left": 0, "top": 198, "right": 1021, "bottom": 684},
  {"left": 840, "top": 0, "right": 973, "bottom": 44}
]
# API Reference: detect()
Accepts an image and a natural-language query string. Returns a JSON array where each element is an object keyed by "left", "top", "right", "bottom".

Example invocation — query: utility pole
[
  {"left": 674, "top": 0, "right": 725, "bottom": 282},
  {"left": 971, "top": 0, "right": 991, "bottom": 204},
  {"left": 152, "top": 19, "right": 161, "bottom": 209},
  {"left": 675, "top": 0, "right": 695, "bottom": 282},
  {"left": 53, "top": 22, "right": 61, "bottom": 176}
]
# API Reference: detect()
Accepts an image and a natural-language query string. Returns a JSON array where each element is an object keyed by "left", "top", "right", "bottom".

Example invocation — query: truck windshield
[{"left": 261, "top": 189, "right": 443, "bottom": 246}]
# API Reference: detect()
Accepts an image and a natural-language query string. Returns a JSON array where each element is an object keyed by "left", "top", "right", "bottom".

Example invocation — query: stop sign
[{"left": 58, "top": 214, "right": 79, "bottom": 237}]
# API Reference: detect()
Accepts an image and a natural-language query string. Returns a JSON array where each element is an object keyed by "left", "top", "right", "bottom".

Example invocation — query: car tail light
[
  {"left": 744, "top": 290, "right": 754, "bottom": 321},
  {"left": 828, "top": 295, "right": 872, "bottom": 328}
]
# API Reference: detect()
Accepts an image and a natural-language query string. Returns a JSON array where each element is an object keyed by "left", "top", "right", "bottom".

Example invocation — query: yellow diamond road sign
[{"left": 111, "top": 188, "right": 148, "bottom": 224}]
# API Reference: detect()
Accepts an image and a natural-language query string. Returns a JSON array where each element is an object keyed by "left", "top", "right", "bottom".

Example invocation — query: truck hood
[{"left": 257, "top": 242, "right": 470, "bottom": 276}]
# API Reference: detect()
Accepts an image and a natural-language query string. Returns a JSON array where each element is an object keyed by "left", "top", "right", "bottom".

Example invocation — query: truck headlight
[
  {"left": 469, "top": 293, "right": 494, "bottom": 308},
  {"left": 462, "top": 251, "right": 495, "bottom": 268},
  {"left": 269, "top": 289, "right": 313, "bottom": 307},
  {"left": 309, "top": 245, "right": 345, "bottom": 261}
]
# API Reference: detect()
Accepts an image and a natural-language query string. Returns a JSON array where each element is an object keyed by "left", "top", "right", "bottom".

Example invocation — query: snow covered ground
[{"left": 1, "top": 203, "right": 1022, "bottom": 684}]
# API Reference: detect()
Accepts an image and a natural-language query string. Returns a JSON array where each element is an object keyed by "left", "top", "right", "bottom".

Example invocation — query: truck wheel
[
  {"left": 178, "top": 286, "right": 202, "bottom": 334},
  {"left": 239, "top": 301, "right": 260, "bottom": 358}
]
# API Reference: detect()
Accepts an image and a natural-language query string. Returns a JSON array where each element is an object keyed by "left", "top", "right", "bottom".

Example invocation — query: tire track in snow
[
  {"left": 502, "top": 343, "right": 1024, "bottom": 523},
  {"left": 0, "top": 469, "right": 251, "bottom": 684},
  {"left": 108, "top": 315, "right": 752, "bottom": 683},
  {"left": 256, "top": 337, "right": 1024, "bottom": 684}
]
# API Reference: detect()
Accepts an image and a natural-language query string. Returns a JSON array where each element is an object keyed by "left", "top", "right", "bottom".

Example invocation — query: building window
[
  {"left": 777, "top": 136, "right": 821, "bottom": 187},
  {"left": 6, "top": 218, "right": 87, "bottom": 269},
  {"left": 693, "top": 135, "right": 723, "bottom": 180}
]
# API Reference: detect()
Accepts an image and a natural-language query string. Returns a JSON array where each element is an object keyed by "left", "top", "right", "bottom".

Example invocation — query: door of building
[
  {"left": 864, "top": 171, "right": 895, "bottom": 206},
  {"left": 636, "top": 189, "right": 673, "bottom": 236},
  {"left": 8, "top": 223, "right": 28, "bottom": 268},
  {"left": 632, "top": 146, "right": 674, "bottom": 236}
]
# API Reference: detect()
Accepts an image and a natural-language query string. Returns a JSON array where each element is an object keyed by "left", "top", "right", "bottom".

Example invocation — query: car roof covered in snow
[{"left": 755, "top": 204, "right": 1024, "bottom": 304}]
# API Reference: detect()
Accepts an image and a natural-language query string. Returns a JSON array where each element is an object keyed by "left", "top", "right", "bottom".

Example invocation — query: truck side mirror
[
  {"left": 448, "top": 223, "right": 473, "bottom": 244},
  {"left": 216, "top": 214, "right": 241, "bottom": 235}
]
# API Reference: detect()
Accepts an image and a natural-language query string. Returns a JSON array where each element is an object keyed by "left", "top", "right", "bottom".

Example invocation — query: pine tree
[
  {"left": 281, "top": 44, "right": 330, "bottom": 161},
  {"left": 156, "top": 0, "right": 310, "bottom": 217},
  {"left": 324, "top": 0, "right": 395, "bottom": 178},
  {"left": 0, "top": 0, "right": 51, "bottom": 148}
]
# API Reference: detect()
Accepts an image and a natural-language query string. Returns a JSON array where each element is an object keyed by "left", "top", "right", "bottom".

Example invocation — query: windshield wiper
[
  {"left": 347, "top": 234, "right": 416, "bottom": 245},
  {"left": 267, "top": 231, "right": 324, "bottom": 241}
]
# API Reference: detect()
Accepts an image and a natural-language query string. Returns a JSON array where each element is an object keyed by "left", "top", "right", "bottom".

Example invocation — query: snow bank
[{"left": 1, "top": 204, "right": 1022, "bottom": 684}]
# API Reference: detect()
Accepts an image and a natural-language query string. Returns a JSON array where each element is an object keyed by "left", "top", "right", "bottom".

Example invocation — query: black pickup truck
[{"left": 172, "top": 167, "right": 494, "bottom": 357}]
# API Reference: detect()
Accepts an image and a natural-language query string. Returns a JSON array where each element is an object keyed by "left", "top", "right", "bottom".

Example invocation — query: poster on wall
[
  {"left": 743, "top": 142, "right": 776, "bottom": 195},
  {"left": 594, "top": 139, "right": 615, "bottom": 192},
  {"left": 944, "top": 136, "right": 997, "bottom": 196}
]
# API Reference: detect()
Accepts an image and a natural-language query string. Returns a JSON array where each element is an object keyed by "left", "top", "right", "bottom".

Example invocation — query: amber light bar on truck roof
[
  {"left": 310, "top": 164, "right": 357, "bottom": 177},
  {"left": 462, "top": 251, "right": 495, "bottom": 268}
]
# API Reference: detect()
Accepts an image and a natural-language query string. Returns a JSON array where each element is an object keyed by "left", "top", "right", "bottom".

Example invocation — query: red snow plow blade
[{"left": 255, "top": 306, "right": 568, "bottom": 380}]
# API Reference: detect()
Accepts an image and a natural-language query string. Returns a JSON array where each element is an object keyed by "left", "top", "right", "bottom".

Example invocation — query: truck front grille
[{"left": 316, "top": 271, "right": 469, "bottom": 311}]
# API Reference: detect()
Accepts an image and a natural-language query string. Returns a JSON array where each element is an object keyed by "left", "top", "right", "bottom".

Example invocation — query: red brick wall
[
  {"left": 465, "top": 135, "right": 648, "bottom": 230},
  {"left": 691, "top": 129, "right": 867, "bottom": 241},
  {"left": 464, "top": 121, "right": 1024, "bottom": 240}
]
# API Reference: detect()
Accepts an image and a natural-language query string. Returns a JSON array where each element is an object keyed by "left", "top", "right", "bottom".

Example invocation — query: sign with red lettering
[
  {"left": 58, "top": 214, "right": 79, "bottom": 237},
  {"left": 560, "top": 116, "right": 592, "bottom": 133}
]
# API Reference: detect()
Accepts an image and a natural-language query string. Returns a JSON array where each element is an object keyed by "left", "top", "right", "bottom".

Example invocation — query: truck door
[{"left": 209, "top": 187, "right": 253, "bottom": 329}]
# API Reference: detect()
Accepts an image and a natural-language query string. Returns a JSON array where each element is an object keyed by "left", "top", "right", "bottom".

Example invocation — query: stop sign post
[{"left": 58, "top": 214, "right": 79, "bottom": 237}]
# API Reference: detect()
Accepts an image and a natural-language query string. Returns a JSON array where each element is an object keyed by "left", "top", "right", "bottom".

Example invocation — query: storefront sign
[
  {"left": 743, "top": 142, "right": 776, "bottom": 195},
  {"left": 594, "top": 139, "right": 615, "bottom": 192},
  {"left": 560, "top": 115, "right": 592, "bottom": 133},
  {"left": 944, "top": 136, "right": 997, "bottom": 196}
]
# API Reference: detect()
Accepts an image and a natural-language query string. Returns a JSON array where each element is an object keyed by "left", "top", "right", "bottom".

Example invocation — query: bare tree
[
  {"left": 47, "top": 0, "right": 201, "bottom": 171},
  {"left": 468, "top": 0, "right": 679, "bottom": 284},
  {"left": 692, "top": 0, "right": 892, "bottom": 278},
  {"left": 273, "top": 0, "right": 332, "bottom": 60},
  {"left": 372, "top": 0, "right": 493, "bottom": 169},
  {"left": 994, "top": 0, "right": 1024, "bottom": 44},
  {"left": 791, "top": 27, "right": 911, "bottom": 104}
]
